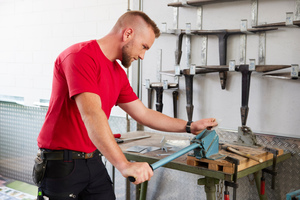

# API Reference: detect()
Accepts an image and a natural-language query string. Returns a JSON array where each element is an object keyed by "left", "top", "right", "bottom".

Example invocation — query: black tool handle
[
  {"left": 115, "top": 138, "right": 124, "bottom": 144},
  {"left": 128, "top": 163, "right": 153, "bottom": 182}
]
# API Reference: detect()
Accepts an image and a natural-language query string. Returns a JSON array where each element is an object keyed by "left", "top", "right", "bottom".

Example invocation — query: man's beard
[{"left": 121, "top": 43, "right": 132, "bottom": 68}]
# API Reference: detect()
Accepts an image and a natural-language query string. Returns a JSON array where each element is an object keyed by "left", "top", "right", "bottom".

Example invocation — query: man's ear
[{"left": 123, "top": 28, "right": 134, "bottom": 42}]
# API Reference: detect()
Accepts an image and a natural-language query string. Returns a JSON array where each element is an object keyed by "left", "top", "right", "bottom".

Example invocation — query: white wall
[
  {"left": 0, "top": 0, "right": 128, "bottom": 117},
  {"left": 141, "top": 0, "right": 300, "bottom": 138}
]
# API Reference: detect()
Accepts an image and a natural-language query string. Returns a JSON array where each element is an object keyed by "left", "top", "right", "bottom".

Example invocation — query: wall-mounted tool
[
  {"left": 182, "top": 66, "right": 225, "bottom": 121},
  {"left": 128, "top": 129, "right": 222, "bottom": 182},
  {"left": 145, "top": 49, "right": 179, "bottom": 117},
  {"left": 145, "top": 80, "right": 179, "bottom": 116}
]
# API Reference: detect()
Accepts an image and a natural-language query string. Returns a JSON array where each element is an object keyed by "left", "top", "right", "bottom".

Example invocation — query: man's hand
[
  {"left": 120, "top": 162, "right": 153, "bottom": 185},
  {"left": 190, "top": 118, "right": 218, "bottom": 135}
]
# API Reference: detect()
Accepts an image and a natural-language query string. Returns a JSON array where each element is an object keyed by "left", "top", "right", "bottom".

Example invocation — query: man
[{"left": 35, "top": 11, "right": 218, "bottom": 199}]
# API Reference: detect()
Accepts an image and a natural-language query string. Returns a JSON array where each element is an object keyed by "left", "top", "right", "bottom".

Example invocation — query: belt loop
[{"left": 63, "top": 150, "right": 72, "bottom": 161}]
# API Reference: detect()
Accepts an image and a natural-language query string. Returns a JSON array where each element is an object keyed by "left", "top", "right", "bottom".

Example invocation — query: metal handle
[{"left": 128, "top": 164, "right": 153, "bottom": 182}]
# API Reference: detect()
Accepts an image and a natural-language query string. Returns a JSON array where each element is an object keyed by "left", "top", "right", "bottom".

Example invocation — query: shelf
[
  {"left": 162, "top": 27, "right": 278, "bottom": 35},
  {"left": 263, "top": 72, "right": 300, "bottom": 80},
  {"left": 160, "top": 65, "right": 290, "bottom": 76},
  {"left": 167, "top": 0, "right": 248, "bottom": 7},
  {"left": 253, "top": 20, "right": 300, "bottom": 28}
]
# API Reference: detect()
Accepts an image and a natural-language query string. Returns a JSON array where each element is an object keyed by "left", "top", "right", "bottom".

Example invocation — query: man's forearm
[
  {"left": 138, "top": 108, "right": 187, "bottom": 133},
  {"left": 83, "top": 109, "right": 130, "bottom": 171}
]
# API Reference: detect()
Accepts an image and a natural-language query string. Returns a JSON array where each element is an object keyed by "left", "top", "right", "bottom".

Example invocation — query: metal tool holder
[
  {"left": 162, "top": 1, "right": 279, "bottom": 122},
  {"left": 145, "top": 49, "right": 179, "bottom": 117}
]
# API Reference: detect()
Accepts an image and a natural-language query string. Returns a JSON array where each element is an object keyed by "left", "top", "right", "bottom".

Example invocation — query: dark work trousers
[{"left": 40, "top": 153, "right": 116, "bottom": 200}]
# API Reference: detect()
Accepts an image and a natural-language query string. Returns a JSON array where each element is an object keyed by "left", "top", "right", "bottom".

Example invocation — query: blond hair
[{"left": 114, "top": 11, "right": 160, "bottom": 38}]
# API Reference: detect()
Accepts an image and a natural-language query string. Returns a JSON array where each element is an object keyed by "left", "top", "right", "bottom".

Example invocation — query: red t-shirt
[{"left": 37, "top": 40, "right": 138, "bottom": 153}]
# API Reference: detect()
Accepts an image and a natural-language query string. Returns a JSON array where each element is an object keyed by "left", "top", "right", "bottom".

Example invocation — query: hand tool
[
  {"left": 146, "top": 82, "right": 179, "bottom": 115},
  {"left": 220, "top": 144, "right": 263, "bottom": 163},
  {"left": 151, "top": 83, "right": 164, "bottom": 113},
  {"left": 286, "top": 189, "right": 300, "bottom": 200},
  {"left": 113, "top": 133, "right": 121, "bottom": 138},
  {"left": 128, "top": 129, "right": 222, "bottom": 182},
  {"left": 115, "top": 135, "right": 151, "bottom": 144},
  {"left": 235, "top": 64, "right": 252, "bottom": 127}
]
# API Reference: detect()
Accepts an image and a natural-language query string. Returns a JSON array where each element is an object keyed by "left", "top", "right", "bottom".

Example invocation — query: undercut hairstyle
[{"left": 116, "top": 11, "right": 160, "bottom": 38}]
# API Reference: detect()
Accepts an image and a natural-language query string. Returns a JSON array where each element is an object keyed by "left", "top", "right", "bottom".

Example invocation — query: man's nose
[{"left": 138, "top": 52, "right": 145, "bottom": 60}]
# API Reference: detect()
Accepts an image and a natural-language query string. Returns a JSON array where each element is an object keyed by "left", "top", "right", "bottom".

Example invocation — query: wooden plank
[{"left": 187, "top": 143, "right": 284, "bottom": 174}]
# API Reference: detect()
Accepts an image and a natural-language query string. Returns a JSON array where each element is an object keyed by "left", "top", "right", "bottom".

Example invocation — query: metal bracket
[
  {"left": 291, "top": 64, "right": 299, "bottom": 79},
  {"left": 173, "top": 0, "right": 179, "bottom": 30},
  {"left": 197, "top": 7, "right": 208, "bottom": 66},
  {"left": 286, "top": 12, "right": 294, "bottom": 26},
  {"left": 229, "top": 60, "right": 236, "bottom": 72},
  {"left": 295, "top": 0, "right": 300, "bottom": 20},
  {"left": 186, "top": 23, "right": 192, "bottom": 69},
  {"left": 249, "top": 59, "right": 256, "bottom": 71},
  {"left": 258, "top": 32, "right": 266, "bottom": 65},
  {"left": 251, "top": 0, "right": 258, "bottom": 27},
  {"left": 161, "top": 22, "right": 167, "bottom": 33},
  {"left": 157, "top": 49, "right": 162, "bottom": 82}
]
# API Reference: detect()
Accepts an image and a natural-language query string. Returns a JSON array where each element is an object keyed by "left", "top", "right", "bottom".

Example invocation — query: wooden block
[{"left": 187, "top": 144, "right": 284, "bottom": 174}]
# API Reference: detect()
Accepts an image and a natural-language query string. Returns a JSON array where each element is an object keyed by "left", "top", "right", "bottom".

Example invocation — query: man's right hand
[{"left": 120, "top": 161, "right": 153, "bottom": 184}]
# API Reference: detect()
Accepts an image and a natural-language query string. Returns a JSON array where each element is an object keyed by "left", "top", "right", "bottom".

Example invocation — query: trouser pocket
[{"left": 32, "top": 156, "right": 47, "bottom": 187}]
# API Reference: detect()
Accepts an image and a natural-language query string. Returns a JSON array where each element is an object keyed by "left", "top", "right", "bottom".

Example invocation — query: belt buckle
[{"left": 85, "top": 152, "right": 94, "bottom": 159}]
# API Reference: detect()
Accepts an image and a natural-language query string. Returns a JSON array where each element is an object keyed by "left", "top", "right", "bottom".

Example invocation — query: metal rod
[
  {"left": 151, "top": 143, "right": 200, "bottom": 170},
  {"left": 139, "top": 181, "right": 148, "bottom": 200}
]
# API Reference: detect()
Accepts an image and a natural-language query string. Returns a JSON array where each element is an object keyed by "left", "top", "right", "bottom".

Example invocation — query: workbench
[{"left": 118, "top": 131, "right": 291, "bottom": 200}]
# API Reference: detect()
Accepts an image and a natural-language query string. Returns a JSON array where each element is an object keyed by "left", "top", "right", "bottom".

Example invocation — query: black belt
[{"left": 41, "top": 149, "right": 102, "bottom": 161}]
